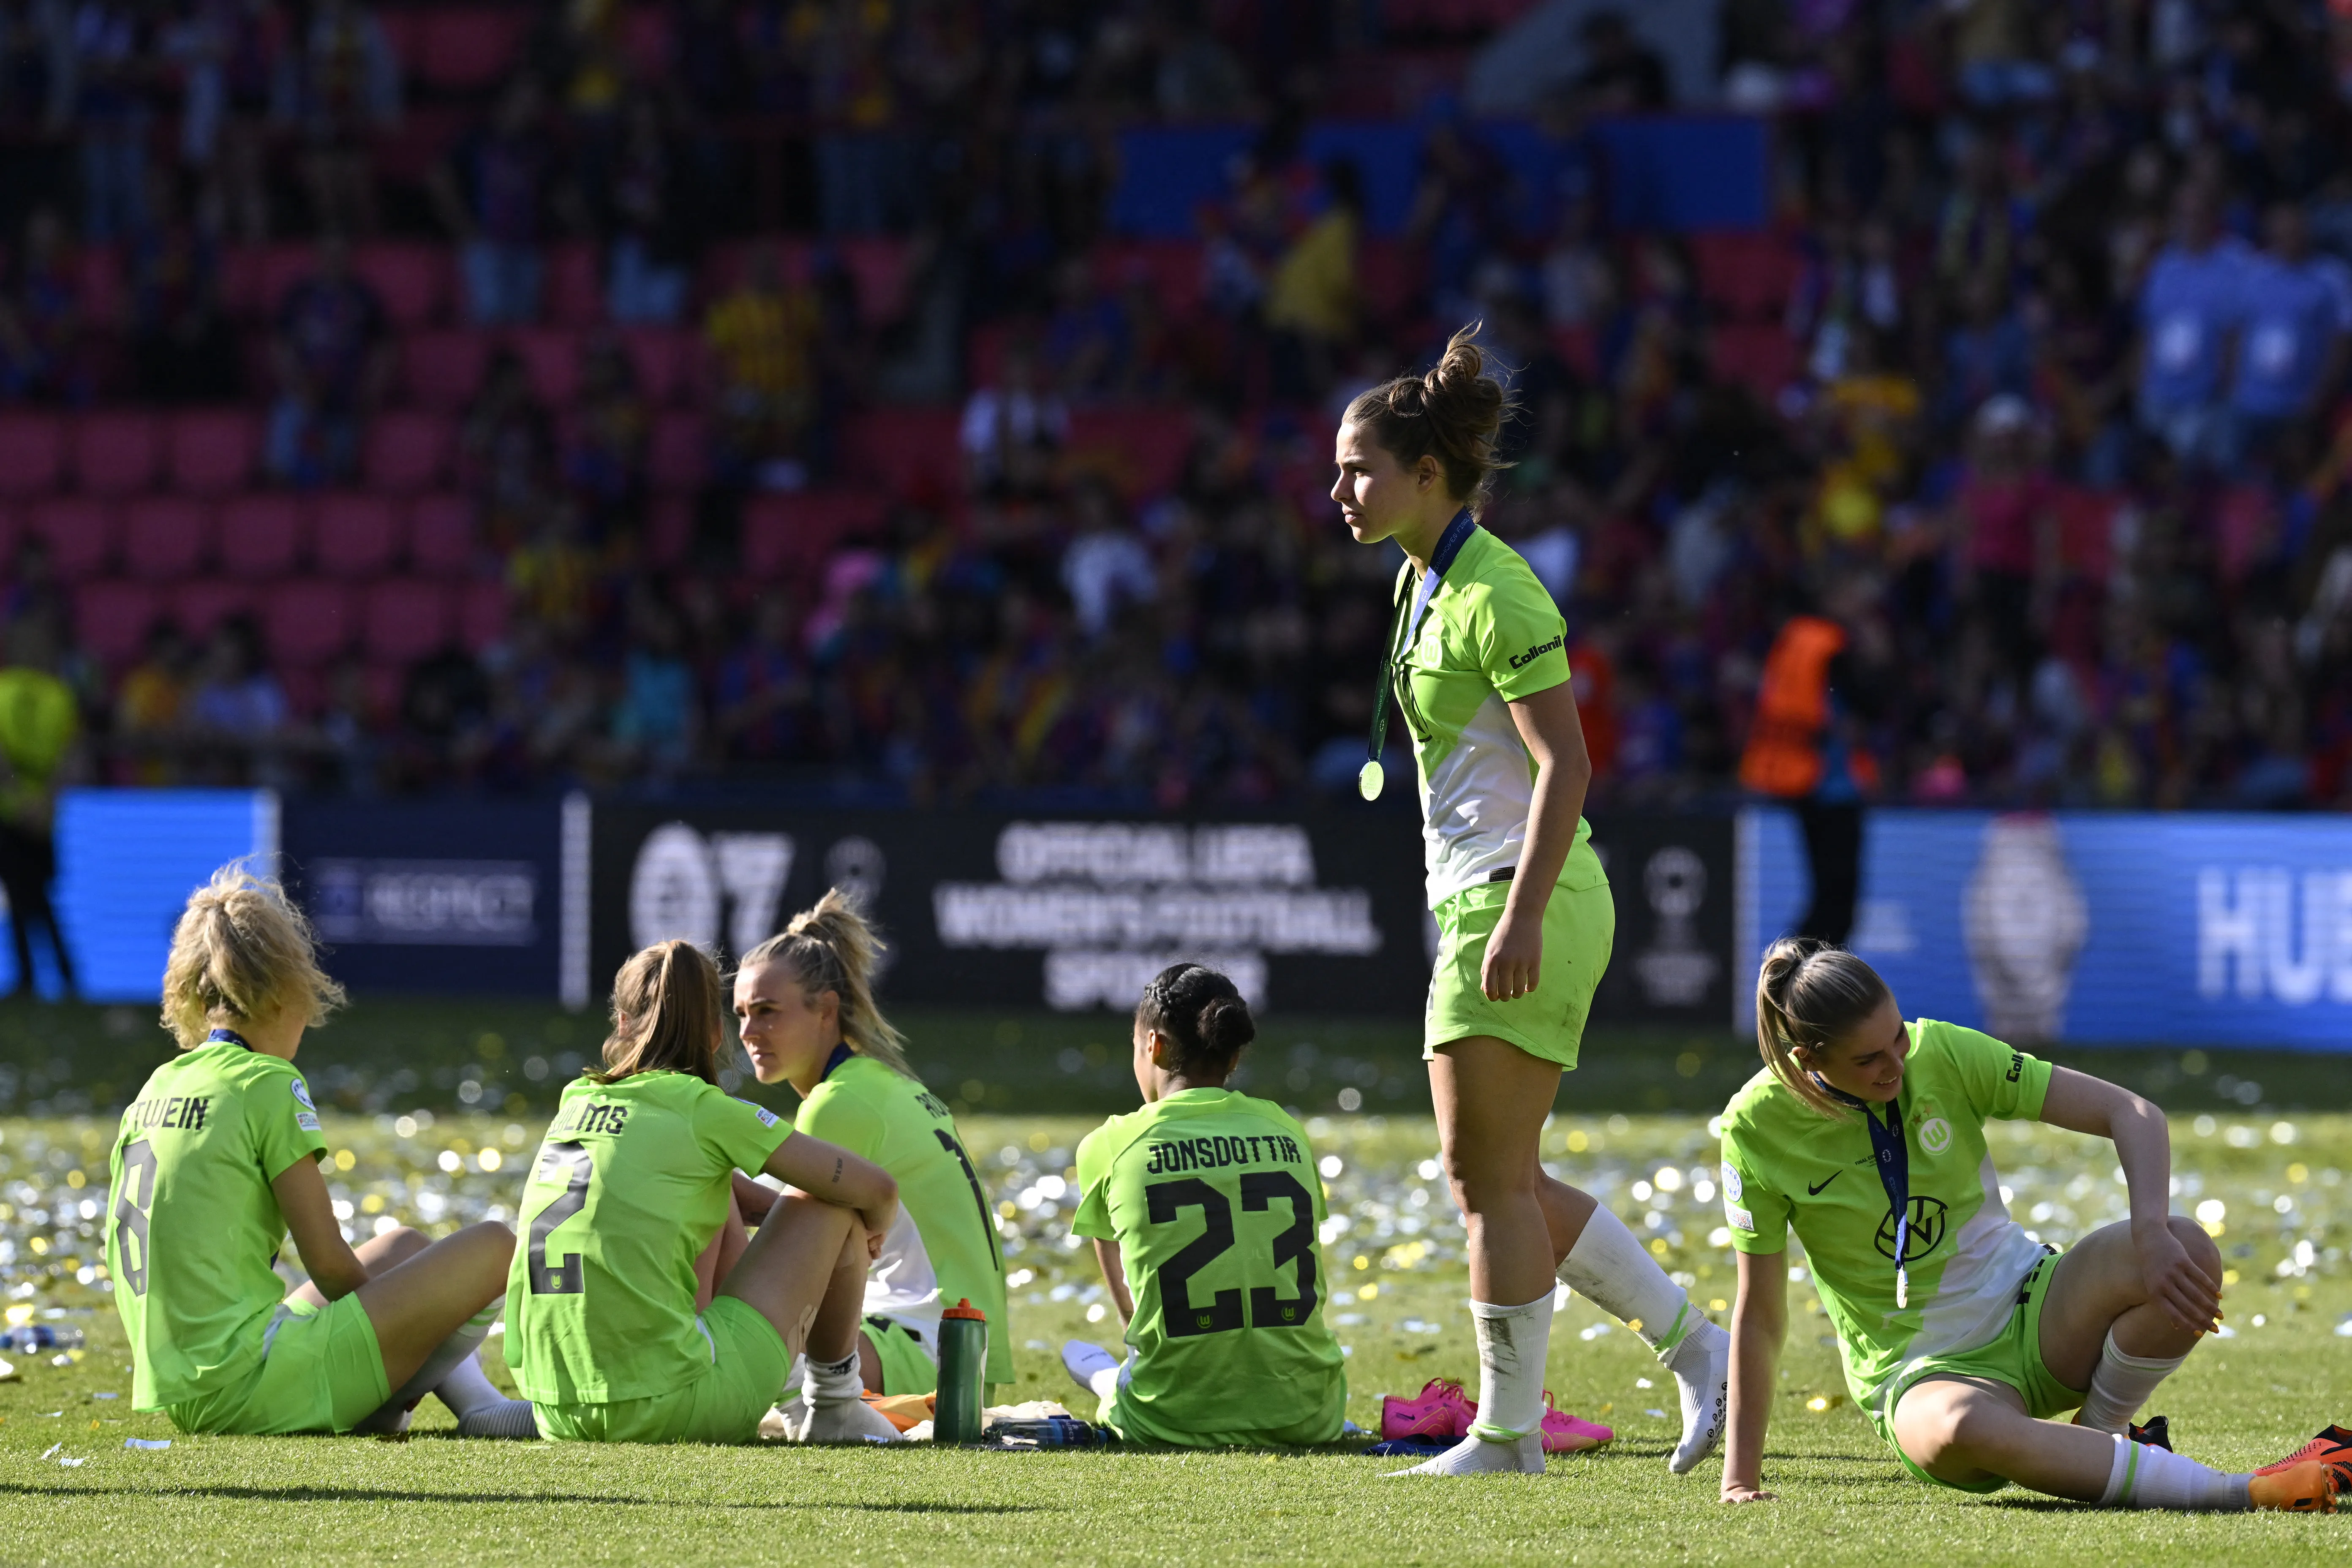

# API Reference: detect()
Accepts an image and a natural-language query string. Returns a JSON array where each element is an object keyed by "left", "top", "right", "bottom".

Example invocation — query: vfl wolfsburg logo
[
  {"left": 1874, "top": 1195, "right": 1948, "bottom": 1264},
  {"left": 1917, "top": 1117, "right": 1952, "bottom": 1155}
]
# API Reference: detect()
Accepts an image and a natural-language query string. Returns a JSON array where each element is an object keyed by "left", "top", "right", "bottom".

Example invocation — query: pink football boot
[
  {"left": 1540, "top": 1391, "right": 1613, "bottom": 1453},
  {"left": 1381, "top": 1378, "right": 1476, "bottom": 1441}
]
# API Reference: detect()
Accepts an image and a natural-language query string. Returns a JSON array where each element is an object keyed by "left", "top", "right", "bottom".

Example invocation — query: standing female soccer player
[
  {"left": 1061, "top": 963, "right": 1346, "bottom": 1446},
  {"left": 107, "top": 866, "right": 530, "bottom": 1436},
  {"left": 504, "top": 939, "right": 902, "bottom": 1444},
  {"left": 1335, "top": 325, "right": 1730, "bottom": 1478},
  {"left": 1718, "top": 939, "right": 2345, "bottom": 1510},
  {"left": 726, "top": 890, "right": 1012, "bottom": 1413}
]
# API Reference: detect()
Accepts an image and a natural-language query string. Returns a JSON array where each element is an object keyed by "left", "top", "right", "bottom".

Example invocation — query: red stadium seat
[
  {"left": 74, "top": 245, "right": 126, "bottom": 326},
  {"left": 510, "top": 329, "right": 584, "bottom": 405},
  {"left": 172, "top": 578, "right": 256, "bottom": 640},
  {"left": 621, "top": 4, "right": 670, "bottom": 77},
  {"left": 1356, "top": 239, "right": 1419, "bottom": 320},
  {"left": 216, "top": 493, "right": 307, "bottom": 577},
  {"left": 25, "top": 497, "right": 116, "bottom": 578},
  {"left": 313, "top": 493, "right": 401, "bottom": 577},
  {"left": 647, "top": 493, "right": 693, "bottom": 566},
  {"left": 1098, "top": 240, "right": 1205, "bottom": 320},
  {"left": 351, "top": 243, "right": 452, "bottom": 329},
  {"left": 118, "top": 497, "right": 212, "bottom": 580},
  {"left": 165, "top": 408, "right": 259, "bottom": 495},
  {"left": 362, "top": 411, "right": 454, "bottom": 492},
  {"left": 1069, "top": 408, "right": 1190, "bottom": 501},
  {"left": 363, "top": 578, "right": 454, "bottom": 663},
  {"left": 218, "top": 245, "right": 268, "bottom": 318},
  {"left": 259, "top": 244, "right": 317, "bottom": 316},
  {"left": 0, "top": 414, "right": 64, "bottom": 497},
  {"left": 1708, "top": 324, "right": 1800, "bottom": 398},
  {"left": 1692, "top": 231, "right": 1801, "bottom": 321},
  {"left": 649, "top": 411, "right": 707, "bottom": 493},
  {"left": 402, "top": 329, "right": 491, "bottom": 409},
  {"left": 844, "top": 407, "right": 961, "bottom": 500},
  {"left": 547, "top": 241, "right": 605, "bottom": 326},
  {"left": 263, "top": 580, "right": 354, "bottom": 664},
  {"left": 70, "top": 412, "right": 160, "bottom": 496},
  {"left": 457, "top": 579, "right": 508, "bottom": 652},
  {"left": 743, "top": 491, "right": 888, "bottom": 579},
  {"left": 414, "top": 8, "right": 528, "bottom": 91},
  {"left": 833, "top": 239, "right": 908, "bottom": 327},
  {"left": 621, "top": 327, "right": 697, "bottom": 405},
  {"left": 407, "top": 493, "right": 476, "bottom": 575},
  {"left": 73, "top": 580, "right": 157, "bottom": 666}
]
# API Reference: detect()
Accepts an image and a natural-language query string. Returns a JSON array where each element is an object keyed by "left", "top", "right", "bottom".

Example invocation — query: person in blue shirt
[
  {"left": 2135, "top": 187, "right": 2254, "bottom": 472},
  {"left": 2229, "top": 201, "right": 2352, "bottom": 469}
]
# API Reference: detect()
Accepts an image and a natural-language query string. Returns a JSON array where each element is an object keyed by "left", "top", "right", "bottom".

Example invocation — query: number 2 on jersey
[
  {"left": 1147, "top": 1171, "right": 1320, "bottom": 1338},
  {"left": 527, "top": 1141, "right": 594, "bottom": 1294}
]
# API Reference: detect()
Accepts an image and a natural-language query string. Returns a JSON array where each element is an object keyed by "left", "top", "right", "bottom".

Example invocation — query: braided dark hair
[{"left": 1135, "top": 963, "right": 1256, "bottom": 1078}]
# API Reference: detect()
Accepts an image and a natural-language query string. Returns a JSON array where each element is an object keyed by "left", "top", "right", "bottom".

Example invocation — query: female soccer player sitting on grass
[
  {"left": 1058, "top": 964, "right": 1348, "bottom": 1447},
  {"left": 1718, "top": 938, "right": 2346, "bottom": 1511},
  {"left": 724, "top": 890, "right": 1013, "bottom": 1423},
  {"left": 107, "top": 866, "right": 533, "bottom": 1437},
  {"left": 503, "top": 938, "right": 903, "bottom": 1444}
]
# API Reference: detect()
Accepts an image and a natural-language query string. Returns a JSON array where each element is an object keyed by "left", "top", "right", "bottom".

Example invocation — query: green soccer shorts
[
  {"left": 1425, "top": 870, "right": 1615, "bottom": 1069},
  {"left": 863, "top": 1314, "right": 938, "bottom": 1396},
  {"left": 164, "top": 1292, "right": 390, "bottom": 1435},
  {"left": 533, "top": 1295, "right": 792, "bottom": 1444}
]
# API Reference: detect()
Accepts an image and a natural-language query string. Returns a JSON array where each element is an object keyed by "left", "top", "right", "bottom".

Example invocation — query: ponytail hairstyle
[
  {"left": 1135, "top": 963, "right": 1256, "bottom": 1079},
  {"left": 593, "top": 940, "right": 727, "bottom": 1084},
  {"left": 161, "top": 863, "right": 347, "bottom": 1048},
  {"left": 1342, "top": 321, "right": 1515, "bottom": 514},
  {"left": 737, "top": 887, "right": 913, "bottom": 1078},
  {"left": 1754, "top": 937, "right": 1894, "bottom": 1121}
]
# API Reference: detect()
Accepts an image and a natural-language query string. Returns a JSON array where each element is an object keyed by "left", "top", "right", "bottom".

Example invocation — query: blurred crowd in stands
[{"left": 0, "top": 0, "right": 2349, "bottom": 811}]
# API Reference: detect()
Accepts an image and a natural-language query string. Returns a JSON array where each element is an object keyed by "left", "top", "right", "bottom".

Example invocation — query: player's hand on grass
[
  {"left": 1480, "top": 907, "right": 1542, "bottom": 1001},
  {"left": 1719, "top": 1483, "right": 1775, "bottom": 1504},
  {"left": 2134, "top": 1218, "right": 2223, "bottom": 1335}
]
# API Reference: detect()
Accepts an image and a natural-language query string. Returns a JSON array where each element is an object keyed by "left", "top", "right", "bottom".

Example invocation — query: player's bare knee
[{"left": 2166, "top": 1214, "right": 2220, "bottom": 1274}]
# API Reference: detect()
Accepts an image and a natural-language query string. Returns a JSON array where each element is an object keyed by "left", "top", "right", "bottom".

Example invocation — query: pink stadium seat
[
  {"left": 363, "top": 578, "right": 454, "bottom": 663},
  {"left": 172, "top": 579, "right": 256, "bottom": 639},
  {"left": 0, "top": 414, "right": 63, "bottom": 497},
  {"left": 25, "top": 497, "right": 116, "bottom": 579},
  {"left": 743, "top": 491, "right": 888, "bottom": 579},
  {"left": 216, "top": 494, "right": 307, "bottom": 577},
  {"left": 621, "top": 4, "right": 670, "bottom": 76},
  {"left": 402, "top": 329, "right": 491, "bottom": 409},
  {"left": 362, "top": 411, "right": 454, "bottom": 493},
  {"left": 73, "top": 580, "right": 157, "bottom": 666},
  {"left": 263, "top": 580, "right": 354, "bottom": 664},
  {"left": 118, "top": 497, "right": 212, "bottom": 580},
  {"left": 833, "top": 239, "right": 908, "bottom": 326},
  {"left": 165, "top": 408, "right": 259, "bottom": 495},
  {"left": 1098, "top": 240, "right": 1206, "bottom": 320},
  {"left": 74, "top": 245, "right": 126, "bottom": 326},
  {"left": 275, "top": 663, "right": 327, "bottom": 719},
  {"left": 649, "top": 411, "right": 707, "bottom": 493},
  {"left": 844, "top": 407, "right": 961, "bottom": 500},
  {"left": 621, "top": 327, "right": 697, "bottom": 405},
  {"left": 415, "top": 9, "right": 528, "bottom": 91},
  {"left": 647, "top": 493, "right": 693, "bottom": 566},
  {"left": 0, "top": 504, "right": 19, "bottom": 564},
  {"left": 70, "top": 412, "right": 161, "bottom": 496},
  {"left": 351, "top": 243, "right": 452, "bottom": 329},
  {"left": 259, "top": 244, "right": 317, "bottom": 315},
  {"left": 547, "top": 241, "right": 605, "bottom": 326},
  {"left": 510, "top": 329, "right": 583, "bottom": 405},
  {"left": 457, "top": 578, "right": 508, "bottom": 652},
  {"left": 1069, "top": 408, "right": 1190, "bottom": 501},
  {"left": 313, "top": 493, "right": 401, "bottom": 577},
  {"left": 218, "top": 245, "right": 267, "bottom": 318},
  {"left": 406, "top": 493, "right": 476, "bottom": 576}
]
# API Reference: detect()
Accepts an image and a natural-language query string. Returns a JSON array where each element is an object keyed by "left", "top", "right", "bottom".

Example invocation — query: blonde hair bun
[{"left": 160, "top": 863, "right": 347, "bottom": 1049}]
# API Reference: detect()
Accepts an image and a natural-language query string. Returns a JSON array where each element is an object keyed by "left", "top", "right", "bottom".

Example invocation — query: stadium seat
[
  {"left": 547, "top": 241, "right": 606, "bottom": 326},
  {"left": 25, "top": 497, "right": 116, "bottom": 578},
  {"left": 1356, "top": 239, "right": 1419, "bottom": 320},
  {"left": 0, "top": 504, "right": 18, "bottom": 565},
  {"left": 620, "top": 4, "right": 671, "bottom": 78},
  {"left": 1098, "top": 239, "right": 1206, "bottom": 321},
  {"left": 742, "top": 491, "right": 888, "bottom": 578},
  {"left": 414, "top": 8, "right": 529, "bottom": 91},
  {"left": 621, "top": 327, "right": 697, "bottom": 406},
  {"left": 834, "top": 238, "right": 909, "bottom": 326},
  {"left": 164, "top": 408, "right": 259, "bottom": 496},
  {"left": 362, "top": 411, "right": 455, "bottom": 492},
  {"left": 1708, "top": 324, "right": 1800, "bottom": 398},
  {"left": 1070, "top": 408, "right": 1190, "bottom": 501},
  {"left": 352, "top": 243, "right": 452, "bottom": 329},
  {"left": 2053, "top": 487, "right": 2116, "bottom": 582},
  {"left": 457, "top": 578, "right": 508, "bottom": 652},
  {"left": 406, "top": 493, "right": 476, "bottom": 575},
  {"left": 0, "top": 414, "right": 64, "bottom": 497},
  {"left": 402, "top": 329, "right": 492, "bottom": 409},
  {"left": 73, "top": 579, "right": 157, "bottom": 666},
  {"left": 647, "top": 493, "right": 693, "bottom": 566},
  {"left": 362, "top": 578, "right": 454, "bottom": 663},
  {"left": 649, "top": 411, "right": 707, "bottom": 493},
  {"left": 258, "top": 243, "right": 318, "bottom": 316},
  {"left": 844, "top": 407, "right": 961, "bottom": 500},
  {"left": 313, "top": 494, "right": 401, "bottom": 577},
  {"left": 119, "top": 497, "right": 212, "bottom": 581},
  {"left": 70, "top": 412, "right": 161, "bottom": 496},
  {"left": 1692, "top": 230, "right": 1801, "bottom": 321},
  {"left": 510, "top": 329, "right": 584, "bottom": 405},
  {"left": 73, "top": 245, "right": 126, "bottom": 326},
  {"left": 263, "top": 579, "right": 354, "bottom": 664},
  {"left": 172, "top": 578, "right": 256, "bottom": 639},
  {"left": 217, "top": 493, "right": 307, "bottom": 577}
]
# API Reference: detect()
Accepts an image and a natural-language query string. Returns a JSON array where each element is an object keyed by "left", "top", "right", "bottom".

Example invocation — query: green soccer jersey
[
  {"left": 1717, "top": 1018, "right": 2056, "bottom": 1409},
  {"left": 796, "top": 1054, "right": 1012, "bottom": 1386},
  {"left": 505, "top": 1072, "right": 792, "bottom": 1406},
  {"left": 1072, "top": 1089, "right": 1345, "bottom": 1446},
  {"left": 1392, "top": 525, "right": 1601, "bottom": 908},
  {"left": 106, "top": 1041, "right": 329, "bottom": 1410}
]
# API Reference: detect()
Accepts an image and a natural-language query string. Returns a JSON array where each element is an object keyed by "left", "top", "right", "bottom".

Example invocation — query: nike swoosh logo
[{"left": 1807, "top": 1171, "right": 1842, "bottom": 1195}]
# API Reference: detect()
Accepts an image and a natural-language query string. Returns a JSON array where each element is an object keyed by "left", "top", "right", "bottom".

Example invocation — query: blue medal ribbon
[
  {"left": 207, "top": 1028, "right": 254, "bottom": 1051},
  {"left": 819, "top": 1042, "right": 855, "bottom": 1082},
  {"left": 1821, "top": 1080, "right": 1913, "bottom": 1309},
  {"left": 1360, "top": 509, "right": 1479, "bottom": 800}
]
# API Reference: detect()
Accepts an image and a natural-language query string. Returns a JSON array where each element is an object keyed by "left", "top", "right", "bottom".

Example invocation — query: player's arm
[
  {"left": 1486, "top": 678, "right": 1593, "bottom": 1000},
  {"left": 2039, "top": 1066, "right": 2219, "bottom": 1334},
  {"left": 1090, "top": 1239, "right": 1134, "bottom": 1327},
  {"left": 272, "top": 1155, "right": 370, "bottom": 1300},
  {"left": 732, "top": 1170, "right": 780, "bottom": 1225},
  {"left": 762, "top": 1133, "right": 897, "bottom": 1258},
  {"left": 1720, "top": 1245, "right": 1787, "bottom": 1503}
]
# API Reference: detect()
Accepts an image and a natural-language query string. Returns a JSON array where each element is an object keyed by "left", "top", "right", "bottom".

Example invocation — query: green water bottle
[{"left": 933, "top": 1298, "right": 989, "bottom": 1444}]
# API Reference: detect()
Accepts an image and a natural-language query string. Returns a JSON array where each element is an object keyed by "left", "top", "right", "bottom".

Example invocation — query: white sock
[
  {"left": 1467, "top": 1293, "right": 1554, "bottom": 1441},
  {"left": 355, "top": 1297, "right": 501, "bottom": 1431},
  {"left": 2100, "top": 1432, "right": 2251, "bottom": 1510},
  {"left": 1558, "top": 1204, "right": 1699, "bottom": 1359},
  {"left": 433, "top": 1353, "right": 504, "bottom": 1419},
  {"left": 2074, "top": 1330, "right": 2185, "bottom": 1434},
  {"left": 804, "top": 1348, "right": 863, "bottom": 1409}
]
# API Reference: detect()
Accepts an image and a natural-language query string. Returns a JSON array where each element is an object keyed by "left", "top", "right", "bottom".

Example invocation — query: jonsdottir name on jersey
[{"left": 1141, "top": 1133, "right": 1306, "bottom": 1176}]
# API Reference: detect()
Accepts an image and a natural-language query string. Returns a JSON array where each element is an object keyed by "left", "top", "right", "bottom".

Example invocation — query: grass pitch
[{"left": 2, "top": 1110, "right": 2349, "bottom": 1564}]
